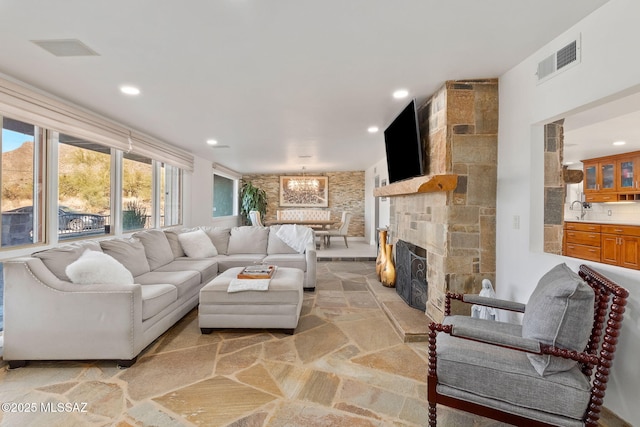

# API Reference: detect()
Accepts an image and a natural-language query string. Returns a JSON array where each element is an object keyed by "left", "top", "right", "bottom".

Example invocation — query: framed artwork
[{"left": 280, "top": 175, "right": 328, "bottom": 207}]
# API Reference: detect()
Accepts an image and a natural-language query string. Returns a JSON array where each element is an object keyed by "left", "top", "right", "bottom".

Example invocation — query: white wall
[
  {"left": 188, "top": 157, "right": 239, "bottom": 229},
  {"left": 498, "top": 0, "right": 640, "bottom": 423},
  {"left": 365, "top": 157, "right": 390, "bottom": 245}
]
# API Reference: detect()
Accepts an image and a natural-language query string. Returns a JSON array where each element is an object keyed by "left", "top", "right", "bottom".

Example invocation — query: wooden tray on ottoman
[{"left": 237, "top": 265, "right": 276, "bottom": 279}]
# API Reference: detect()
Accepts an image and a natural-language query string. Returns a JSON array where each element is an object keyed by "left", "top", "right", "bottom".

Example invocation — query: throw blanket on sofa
[
  {"left": 276, "top": 224, "right": 314, "bottom": 254},
  {"left": 227, "top": 278, "right": 270, "bottom": 293}
]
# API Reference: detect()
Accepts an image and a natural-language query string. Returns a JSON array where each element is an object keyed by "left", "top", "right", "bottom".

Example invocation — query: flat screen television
[{"left": 383, "top": 99, "right": 425, "bottom": 183}]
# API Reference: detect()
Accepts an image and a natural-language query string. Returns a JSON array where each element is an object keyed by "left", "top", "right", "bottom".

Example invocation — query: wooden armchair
[{"left": 427, "top": 264, "right": 628, "bottom": 427}]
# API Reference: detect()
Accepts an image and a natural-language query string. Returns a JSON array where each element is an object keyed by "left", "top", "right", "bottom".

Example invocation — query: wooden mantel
[{"left": 373, "top": 174, "right": 458, "bottom": 197}]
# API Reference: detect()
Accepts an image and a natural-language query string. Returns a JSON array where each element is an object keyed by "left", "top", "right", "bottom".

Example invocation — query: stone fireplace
[
  {"left": 395, "top": 240, "right": 428, "bottom": 311},
  {"left": 376, "top": 79, "right": 498, "bottom": 322}
]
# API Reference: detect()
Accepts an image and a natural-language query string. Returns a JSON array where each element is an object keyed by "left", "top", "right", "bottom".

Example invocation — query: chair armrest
[
  {"left": 451, "top": 323, "right": 541, "bottom": 353},
  {"left": 446, "top": 292, "right": 526, "bottom": 314},
  {"left": 430, "top": 322, "right": 599, "bottom": 365}
]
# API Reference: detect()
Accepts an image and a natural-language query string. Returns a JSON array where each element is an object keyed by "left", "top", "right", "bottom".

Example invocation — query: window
[
  {"left": 1, "top": 116, "right": 45, "bottom": 247},
  {"left": 160, "top": 163, "right": 182, "bottom": 227},
  {"left": 122, "top": 152, "right": 152, "bottom": 231},
  {"left": 213, "top": 173, "right": 236, "bottom": 217},
  {"left": 57, "top": 133, "right": 111, "bottom": 240}
]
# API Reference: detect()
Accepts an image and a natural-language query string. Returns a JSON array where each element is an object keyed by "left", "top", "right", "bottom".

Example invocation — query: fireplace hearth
[{"left": 395, "top": 240, "right": 427, "bottom": 311}]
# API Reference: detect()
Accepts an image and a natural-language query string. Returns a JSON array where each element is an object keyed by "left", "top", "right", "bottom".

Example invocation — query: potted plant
[{"left": 239, "top": 181, "right": 267, "bottom": 225}]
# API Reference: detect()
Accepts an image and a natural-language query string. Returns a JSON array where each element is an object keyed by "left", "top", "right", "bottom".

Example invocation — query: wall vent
[{"left": 536, "top": 35, "right": 581, "bottom": 84}]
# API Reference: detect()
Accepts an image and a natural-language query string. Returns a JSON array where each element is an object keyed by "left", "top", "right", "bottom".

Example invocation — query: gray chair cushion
[
  {"left": 437, "top": 316, "right": 591, "bottom": 421},
  {"left": 134, "top": 229, "right": 175, "bottom": 269},
  {"left": 100, "top": 237, "right": 151, "bottom": 277},
  {"left": 522, "top": 263, "right": 595, "bottom": 376}
]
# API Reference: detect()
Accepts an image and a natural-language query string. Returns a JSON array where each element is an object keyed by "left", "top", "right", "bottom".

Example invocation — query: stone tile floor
[{"left": 0, "top": 261, "right": 626, "bottom": 426}]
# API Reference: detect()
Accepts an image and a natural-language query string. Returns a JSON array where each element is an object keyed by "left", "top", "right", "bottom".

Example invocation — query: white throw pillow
[
  {"left": 65, "top": 249, "right": 134, "bottom": 285},
  {"left": 178, "top": 229, "right": 218, "bottom": 258}
]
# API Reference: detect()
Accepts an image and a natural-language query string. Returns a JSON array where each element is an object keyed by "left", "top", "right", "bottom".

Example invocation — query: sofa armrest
[
  {"left": 304, "top": 242, "right": 317, "bottom": 289},
  {"left": 3, "top": 257, "right": 144, "bottom": 362}
]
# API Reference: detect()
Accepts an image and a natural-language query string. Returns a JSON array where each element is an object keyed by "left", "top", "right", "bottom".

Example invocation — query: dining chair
[
  {"left": 248, "top": 210, "right": 264, "bottom": 226},
  {"left": 326, "top": 211, "right": 352, "bottom": 247}
]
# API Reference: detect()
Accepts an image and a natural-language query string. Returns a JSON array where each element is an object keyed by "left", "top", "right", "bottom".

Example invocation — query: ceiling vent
[
  {"left": 31, "top": 39, "right": 99, "bottom": 57},
  {"left": 536, "top": 35, "right": 581, "bottom": 84},
  {"left": 209, "top": 145, "right": 230, "bottom": 149}
]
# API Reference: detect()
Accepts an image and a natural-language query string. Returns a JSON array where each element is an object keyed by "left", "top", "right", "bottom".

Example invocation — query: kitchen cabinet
[
  {"left": 601, "top": 225, "right": 640, "bottom": 269},
  {"left": 616, "top": 155, "right": 640, "bottom": 192},
  {"left": 583, "top": 159, "right": 616, "bottom": 192},
  {"left": 564, "top": 222, "right": 640, "bottom": 270},
  {"left": 582, "top": 151, "right": 640, "bottom": 202},
  {"left": 564, "top": 222, "right": 601, "bottom": 263}
]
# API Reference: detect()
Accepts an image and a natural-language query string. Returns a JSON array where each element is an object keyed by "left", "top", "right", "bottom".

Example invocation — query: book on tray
[{"left": 237, "top": 265, "right": 276, "bottom": 279}]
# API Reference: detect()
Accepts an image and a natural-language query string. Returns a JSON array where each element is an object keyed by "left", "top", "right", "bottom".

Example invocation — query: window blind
[{"left": 0, "top": 75, "right": 194, "bottom": 171}]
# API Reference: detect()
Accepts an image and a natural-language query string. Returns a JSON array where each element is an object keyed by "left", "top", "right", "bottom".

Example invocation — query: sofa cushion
[
  {"left": 199, "top": 226, "right": 231, "bottom": 255},
  {"left": 267, "top": 225, "right": 299, "bottom": 255},
  {"left": 164, "top": 228, "right": 194, "bottom": 258},
  {"left": 263, "top": 254, "right": 306, "bottom": 272},
  {"left": 227, "top": 226, "right": 269, "bottom": 254},
  {"left": 141, "top": 284, "right": 178, "bottom": 320},
  {"left": 100, "top": 237, "right": 151, "bottom": 277},
  {"left": 179, "top": 229, "right": 218, "bottom": 258},
  {"left": 32, "top": 240, "right": 103, "bottom": 282},
  {"left": 65, "top": 249, "right": 134, "bottom": 285},
  {"left": 134, "top": 270, "right": 201, "bottom": 298},
  {"left": 215, "top": 254, "right": 266, "bottom": 272},
  {"left": 522, "top": 263, "right": 595, "bottom": 376},
  {"left": 155, "top": 259, "right": 218, "bottom": 284},
  {"left": 134, "top": 229, "right": 175, "bottom": 269}
]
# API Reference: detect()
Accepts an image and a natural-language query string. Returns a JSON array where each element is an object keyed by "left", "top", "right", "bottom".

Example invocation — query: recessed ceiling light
[
  {"left": 613, "top": 140, "right": 626, "bottom": 146},
  {"left": 368, "top": 126, "right": 379, "bottom": 133},
  {"left": 120, "top": 85, "right": 140, "bottom": 96},
  {"left": 206, "top": 139, "right": 218, "bottom": 145},
  {"left": 393, "top": 89, "right": 409, "bottom": 99}
]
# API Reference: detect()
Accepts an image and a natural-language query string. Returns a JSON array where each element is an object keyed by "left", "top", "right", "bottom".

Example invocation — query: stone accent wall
[
  {"left": 544, "top": 120, "right": 565, "bottom": 255},
  {"left": 389, "top": 79, "right": 498, "bottom": 321},
  {"left": 241, "top": 171, "right": 365, "bottom": 236}
]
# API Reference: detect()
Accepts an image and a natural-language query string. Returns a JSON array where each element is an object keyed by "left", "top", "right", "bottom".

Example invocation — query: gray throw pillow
[
  {"left": 522, "top": 263, "right": 594, "bottom": 376},
  {"left": 100, "top": 237, "right": 151, "bottom": 277},
  {"left": 33, "top": 240, "right": 103, "bottom": 282},
  {"left": 227, "top": 226, "right": 269, "bottom": 254},
  {"left": 199, "top": 226, "right": 231, "bottom": 255},
  {"left": 134, "top": 229, "right": 175, "bottom": 269}
]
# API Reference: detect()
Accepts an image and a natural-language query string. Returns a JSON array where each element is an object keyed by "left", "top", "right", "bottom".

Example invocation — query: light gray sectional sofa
[{"left": 2, "top": 225, "right": 316, "bottom": 368}]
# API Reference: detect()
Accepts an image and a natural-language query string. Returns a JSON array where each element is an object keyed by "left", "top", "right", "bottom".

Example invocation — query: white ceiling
[
  {"left": 564, "top": 91, "right": 640, "bottom": 166},
  {"left": 0, "top": 0, "right": 610, "bottom": 174}
]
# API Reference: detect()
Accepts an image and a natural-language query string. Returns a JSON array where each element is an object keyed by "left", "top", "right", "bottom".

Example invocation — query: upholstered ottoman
[{"left": 198, "top": 266, "right": 304, "bottom": 334}]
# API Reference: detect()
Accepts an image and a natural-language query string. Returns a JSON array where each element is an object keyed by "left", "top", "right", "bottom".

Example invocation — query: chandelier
[
  {"left": 286, "top": 167, "right": 321, "bottom": 201},
  {"left": 287, "top": 177, "right": 319, "bottom": 192}
]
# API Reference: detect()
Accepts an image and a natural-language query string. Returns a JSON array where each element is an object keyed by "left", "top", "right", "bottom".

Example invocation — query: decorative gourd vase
[
  {"left": 381, "top": 243, "right": 396, "bottom": 287},
  {"left": 376, "top": 229, "right": 388, "bottom": 279}
]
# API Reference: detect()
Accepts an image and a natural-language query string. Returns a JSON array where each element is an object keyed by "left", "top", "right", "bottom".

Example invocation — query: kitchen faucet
[{"left": 570, "top": 200, "right": 591, "bottom": 220}]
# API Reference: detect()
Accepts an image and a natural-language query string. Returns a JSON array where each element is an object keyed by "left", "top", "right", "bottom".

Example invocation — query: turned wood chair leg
[{"left": 428, "top": 403, "right": 437, "bottom": 426}]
